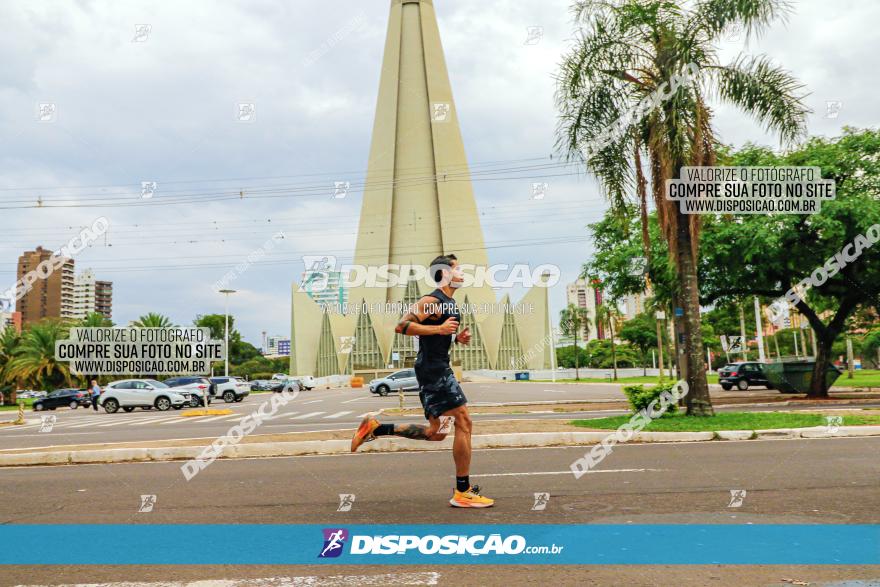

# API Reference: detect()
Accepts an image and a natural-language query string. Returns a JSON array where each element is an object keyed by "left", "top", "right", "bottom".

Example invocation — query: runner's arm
[{"left": 395, "top": 296, "right": 457, "bottom": 336}]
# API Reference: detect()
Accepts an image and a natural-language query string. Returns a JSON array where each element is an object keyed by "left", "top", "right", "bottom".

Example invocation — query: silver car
[{"left": 368, "top": 369, "right": 419, "bottom": 396}]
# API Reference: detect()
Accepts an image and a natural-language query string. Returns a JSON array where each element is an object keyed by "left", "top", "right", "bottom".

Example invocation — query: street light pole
[{"left": 219, "top": 289, "right": 237, "bottom": 377}]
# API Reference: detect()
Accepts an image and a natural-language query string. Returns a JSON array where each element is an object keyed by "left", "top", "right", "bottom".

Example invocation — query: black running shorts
[{"left": 417, "top": 368, "right": 467, "bottom": 420}]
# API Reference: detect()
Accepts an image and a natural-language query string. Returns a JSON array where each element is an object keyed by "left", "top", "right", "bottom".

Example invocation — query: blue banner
[{"left": 2, "top": 525, "right": 877, "bottom": 565}]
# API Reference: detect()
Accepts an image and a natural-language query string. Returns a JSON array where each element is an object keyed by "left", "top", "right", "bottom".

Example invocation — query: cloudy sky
[{"left": 0, "top": 0, "right": 876, "bottom": 347}]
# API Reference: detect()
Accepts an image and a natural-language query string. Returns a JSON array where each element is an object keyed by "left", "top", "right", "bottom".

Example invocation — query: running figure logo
[
  {"left": 337, "top": 494, "right": 355, "bottom": 512},
  {"left": 318, "top": 528, "right": 349, "bottom": 558},
  {"left": 531, "top": 492, "right": 550, "bottom": 511},
  {"left": 138, "top": 494, "right": 157, "bottom": 513},
  {"left": 727, "top": 489, "right": 747, "bottom": 508}
]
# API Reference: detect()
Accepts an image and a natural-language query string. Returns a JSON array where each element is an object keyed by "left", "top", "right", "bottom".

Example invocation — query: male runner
[{"left": 350, "top": 254, "right": 494, "bottom": 508}]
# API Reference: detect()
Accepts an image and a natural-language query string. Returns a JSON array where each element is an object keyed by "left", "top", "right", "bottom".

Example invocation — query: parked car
[
  {"left": 279, "top": 378, "right": 303, "bottom": 392},
  {"left": 368, "top": 369, "right": 419, "bottom": 396},
  {"left": 32, "top": 389, "right": 91, "bottom": 411},
  {"left": 162, "top": 376, "right": 214, "bottom": 407},
  {"left": 718, "top": 362, "right": 773, "bottom": 391},
  {"left": 99, "top": 379, "right": 188, "bottom": 413},
  {"left": 210, "top": 376, "right": 251, "bottom": 403},
  {"left": 294, "top": 375, "right": 316, "bottom": 390}
]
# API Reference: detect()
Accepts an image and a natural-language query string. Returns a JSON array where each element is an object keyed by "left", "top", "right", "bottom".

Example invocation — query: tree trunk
[
  {"left": 610, "top": 322, "right": 618, "bottom": 381},
  {"left": 675, "top": 213, "right": 713, "bottom": 416},
  {"left": 574, "top": 337, "right": 580, "bottom": 381},
  {"left": 808, "top": 333, "right": 834, "bottom": 398}
]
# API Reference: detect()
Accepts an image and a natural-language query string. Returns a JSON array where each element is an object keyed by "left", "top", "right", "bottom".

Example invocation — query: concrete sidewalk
[{"left": 1, "top": 419, "right": 878, "bottom": 467}]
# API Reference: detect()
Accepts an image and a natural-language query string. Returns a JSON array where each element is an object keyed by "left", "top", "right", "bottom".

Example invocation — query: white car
[
  {"left": 99, "top": 379, "right": 188, "bottom": 413},
  {"left": 209, "top": 377, "right": 251, "bottom": 403},
  {"left": 293, "top": 375, "right": 316, "bottom": 390},
  {"left": 162, "top": 376, "right": 214, "bottom": 407}
]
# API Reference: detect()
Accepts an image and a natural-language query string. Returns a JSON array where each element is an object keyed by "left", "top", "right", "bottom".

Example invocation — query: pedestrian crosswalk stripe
[
  {"left": 197, "top": 414, "right": 241, "bottom": 423},
  {"left": 325, "top": 411, "right": 353, "bottom": 419},
  {"left": 131, "top": 416, "right": 180, "bottom": 426},
  {"left": 160, "top": 416, "right": 209, "bottom": 425},
  {"left": 291, "top": 411, "right": 324, "bottom": 420}
]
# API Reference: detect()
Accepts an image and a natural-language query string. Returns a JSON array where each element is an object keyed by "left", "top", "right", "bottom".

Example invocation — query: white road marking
[
  {"left": 160, "top": 416, "right": 210, "bottom": 425},
  {"left": 130, "top": 415, "right": 181, "bottom": 426},
  {"left": 341, "top": 396, "right": 374, "bottom": 404},
  {"left": 197, "top": 414, "right": 241, "bottom": 423},
  {"left": 324, "top": 411, "right": 353, "bottom": 419},
  {"left": 14, "top": 571, "right": 442, "bottom": 586},
  {"left": 291, "top": 411, "right": 325, "bottom": 420},
  {"left": 302, "top": 399, "right": 324, "bottom": 405},
  {"left": 544, "top": 389, "right": 566, "bottom": 393},
  {"left": 472, "top": 468, "right": 664, "bottom": 477},
  {"left": 95, "top": 417, "right": 155, "bottom": 427}
]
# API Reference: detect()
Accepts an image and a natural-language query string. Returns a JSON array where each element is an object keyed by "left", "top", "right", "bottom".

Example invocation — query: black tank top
[{"left": 414, "top": 288, "right": 461, "bottom": 380}]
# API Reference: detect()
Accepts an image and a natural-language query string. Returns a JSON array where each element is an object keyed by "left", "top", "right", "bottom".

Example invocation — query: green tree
[
  {"left": 596, "top": 303, "right": 623, "bottom": 380},
  {"left": 556, "top": 0, "right": 808, "bottom": 414},
  {"left": 559, "top": 304, "right": 591, "bottom": 380},
  {"left": 701, "top": 129, "right": 880, "bottom": 396},
  {"left": 619, "top": 312, "right": 657, "bottom": 375},
  {"left": 0, "top": 326, "right": 22, "bottom": 402},
  {"left": 6, "top": 320, "right": 76, "bottom": 391},
  {"left": 80, "top": 312, "right": 113, "bottom": 327},
  {"left": 132, "top": 313, "right": 174, "bottom": 328}
]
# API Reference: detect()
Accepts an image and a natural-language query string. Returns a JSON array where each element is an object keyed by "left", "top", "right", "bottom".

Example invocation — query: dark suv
[
  {"left": 32, "top": 388, "right": 91, "bottom": 411},
  {"left": 718, "top": 362, "right": 773, "bottom": 391}
]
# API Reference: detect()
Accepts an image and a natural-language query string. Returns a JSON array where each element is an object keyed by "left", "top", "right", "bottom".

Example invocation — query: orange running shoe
[
  {"left": 450, "top": 485, "right": 495, "bottom": 508},
  {"left": 350, "top": 412, "right": 380, "bottom": 452}
]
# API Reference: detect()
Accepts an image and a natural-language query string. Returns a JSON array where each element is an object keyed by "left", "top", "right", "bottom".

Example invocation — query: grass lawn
[
  {"left": 0, "top": 399, "right": 35, "bottom": 411},
  {"left": 529, "top": 375, "right": 720, "bottom": 384},
  {"left": 832, "top": 369, "right": 880, "bottom": 387},
  {"left": 571, "top": 411, "right": 880, "bottom": 432}
]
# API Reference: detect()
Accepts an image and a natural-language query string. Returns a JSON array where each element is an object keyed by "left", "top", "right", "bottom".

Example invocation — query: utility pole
[
  {"left": 219, "top": 289, "right": 237, "bottom": 376},
  {"left": 655, "top": 310, "right": 665, "bottom": 380},
  {"left": 846, "top": 337, "right": 855, "bottom": 379},
  {"left": 753, "top": 297, "right": 766, "bottom": 362}
]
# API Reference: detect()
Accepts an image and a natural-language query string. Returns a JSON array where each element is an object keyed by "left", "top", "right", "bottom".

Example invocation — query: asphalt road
[
  {"left": 0, "top": 382, "right": 845, "bottom": 450},
  {"left": 1, "top": 437, "right": 878, "bottom": 586}
]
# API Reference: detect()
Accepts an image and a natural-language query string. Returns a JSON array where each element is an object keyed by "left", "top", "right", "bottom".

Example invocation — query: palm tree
[
  {"left": 556, "top": 0, "right": 808, "bottom": 415},
  {"left": 132, "top": 313, "right": 174, "bottom": 328},
  {"left": 80, "top": 312, "right": 114, "bottom": 327},
  {"left": 6, "top": 320, "right": 76, "bottom": 391},
  {"left": 559, "top": 304, "right": 591, "bottom": 380},
  {"left": 596, "top": 302, "right": 622, "bottom": 381},
  {"left": 0, "top": 326, "right": 21, "bottom": 403}
]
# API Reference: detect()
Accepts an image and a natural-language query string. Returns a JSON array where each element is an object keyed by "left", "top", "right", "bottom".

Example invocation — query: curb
[{"left": 1, "top": 426, "right": 878, "bottom": 467}]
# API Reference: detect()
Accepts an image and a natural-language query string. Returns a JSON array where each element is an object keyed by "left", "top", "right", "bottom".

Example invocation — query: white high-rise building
[
  {"left": 71, "top": 269, "right": 113, "bottom": 320},
  {"left": 72, "top": 269, "right": 97, "bottom": 320},
  {"left": 565, "top": 278, "right": 602, "bottom": 341}
]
